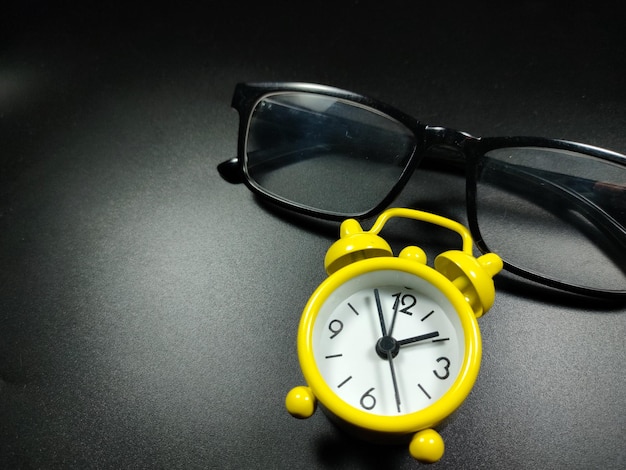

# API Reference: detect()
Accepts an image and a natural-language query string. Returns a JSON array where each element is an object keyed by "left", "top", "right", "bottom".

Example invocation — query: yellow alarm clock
[{"left": 285, "top": 208, "right": 502, "bottom": 463}]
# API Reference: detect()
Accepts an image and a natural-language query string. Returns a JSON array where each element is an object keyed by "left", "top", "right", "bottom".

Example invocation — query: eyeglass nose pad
[
  {"left": 434, "top": 251, "right": 503, "bottom": 318},
  {"left": 324, "top": 219, "right": 393, "bottom": 275}
]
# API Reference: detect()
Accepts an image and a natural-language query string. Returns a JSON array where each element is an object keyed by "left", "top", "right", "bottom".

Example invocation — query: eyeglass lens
[
  {"left": 475, "top": 147, "right": 626, "bottom": 291},
  {"left": 245, "top": 92, "right": 416, "bottom": 215},
  {"left": 241, "top": 90, "right": 626, "bottom": 294}
]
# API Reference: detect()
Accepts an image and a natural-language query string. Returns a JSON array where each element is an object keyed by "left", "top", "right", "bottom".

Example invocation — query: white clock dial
[{"left": 312, "top": 269, "right": 465, "bottom": 416}]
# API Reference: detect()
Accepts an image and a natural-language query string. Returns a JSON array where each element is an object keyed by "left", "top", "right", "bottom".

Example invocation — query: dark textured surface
[{"left": 1, "top": 2, "right": 625, "bottom": 469}]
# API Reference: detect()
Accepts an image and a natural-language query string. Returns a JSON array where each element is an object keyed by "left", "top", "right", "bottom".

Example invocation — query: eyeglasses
[{"left": 217, "top": 82, "right": 626, "bottom": 299}]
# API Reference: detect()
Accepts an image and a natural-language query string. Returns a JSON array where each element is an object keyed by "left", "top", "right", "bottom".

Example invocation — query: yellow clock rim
[{"left": 297, "top": 257, "right": 482, "bottom": 434}]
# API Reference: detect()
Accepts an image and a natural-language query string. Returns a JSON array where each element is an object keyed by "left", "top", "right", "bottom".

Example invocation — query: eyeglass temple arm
[
  {"left": 491, "top": 162, "right": 625, "bottom": 225},
  {"left": 420, "top": 130, "right": 626, "bottom": 251},
  {"left": 488, "top": 162, "right": 626, "bottom": 261},
  {"left": 517, "top": 165, "right": 625, "bottom": 214}
]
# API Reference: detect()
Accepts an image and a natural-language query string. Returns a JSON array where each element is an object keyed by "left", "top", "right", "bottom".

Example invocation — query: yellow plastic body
[{"left": 287, "top": 208, "right": 503, "bottom": 463}]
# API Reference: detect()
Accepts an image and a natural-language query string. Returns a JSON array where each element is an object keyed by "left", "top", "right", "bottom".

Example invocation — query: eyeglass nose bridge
[
  {"left": 423, "top": 126, "right": 478, "bottom": 166},
  {"left": 424, "top": 126, "right": 477, "bottom": 149}
]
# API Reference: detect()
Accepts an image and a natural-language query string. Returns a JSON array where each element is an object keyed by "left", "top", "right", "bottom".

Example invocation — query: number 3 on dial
[{"left": 434, "top": 357, "right": 451, "bottom": 380}]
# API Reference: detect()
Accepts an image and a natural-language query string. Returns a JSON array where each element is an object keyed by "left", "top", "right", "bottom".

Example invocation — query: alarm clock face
[{"left": 311, "top": 268, "right": 470, "bottom": 418}]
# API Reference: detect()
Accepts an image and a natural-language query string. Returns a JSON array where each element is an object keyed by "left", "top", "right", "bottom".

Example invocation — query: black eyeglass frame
[{"left": 218, "top": 82, "right": 626, "bottom": 299}]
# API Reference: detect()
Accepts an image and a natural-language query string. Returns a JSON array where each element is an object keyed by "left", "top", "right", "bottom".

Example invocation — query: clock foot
[
  {"left": 409, "top": 429, "right": 445, "bottom": 463},
  {"left": 285, "top": 386, "right": 317, "bottom": 419}
]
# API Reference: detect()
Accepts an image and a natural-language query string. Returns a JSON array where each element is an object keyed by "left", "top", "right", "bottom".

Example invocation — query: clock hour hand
[{"left": 397, "top": 331, "right": 440, "bottom": 346}]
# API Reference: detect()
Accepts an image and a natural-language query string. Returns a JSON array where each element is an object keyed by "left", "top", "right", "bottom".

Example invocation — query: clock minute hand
[
  {"left": 374, "top": 289, "right": 387, "bottom": 337},
  {"left": 398, "top": 331, "right": 440, "bottom": 346}
]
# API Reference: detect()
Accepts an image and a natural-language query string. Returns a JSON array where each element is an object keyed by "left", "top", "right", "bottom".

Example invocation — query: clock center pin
[{"left": 376, "top": 335, "right": 400, "bottom": 359}]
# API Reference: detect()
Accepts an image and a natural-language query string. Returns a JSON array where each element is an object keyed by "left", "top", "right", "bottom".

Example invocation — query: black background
[{"left": 1, "top": 2, "right": 625, "bottom": 469}]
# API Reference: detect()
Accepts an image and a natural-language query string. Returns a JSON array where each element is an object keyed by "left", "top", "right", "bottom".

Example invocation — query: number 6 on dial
[{"left": 285, "top": 208, "right": 502, "bottom": 463}]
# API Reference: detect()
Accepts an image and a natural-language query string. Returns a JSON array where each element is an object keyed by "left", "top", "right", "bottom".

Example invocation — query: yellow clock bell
[{"left": 285, "top": 208, "right": 502, "bottom": 463}]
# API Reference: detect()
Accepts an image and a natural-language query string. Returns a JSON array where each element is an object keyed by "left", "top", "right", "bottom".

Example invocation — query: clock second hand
[
  {"left": 374, "top": 289, "right": 402, "bottom": 413},
  {"left": 387, "top": 351, "right": 402, "bottom": 413}
]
